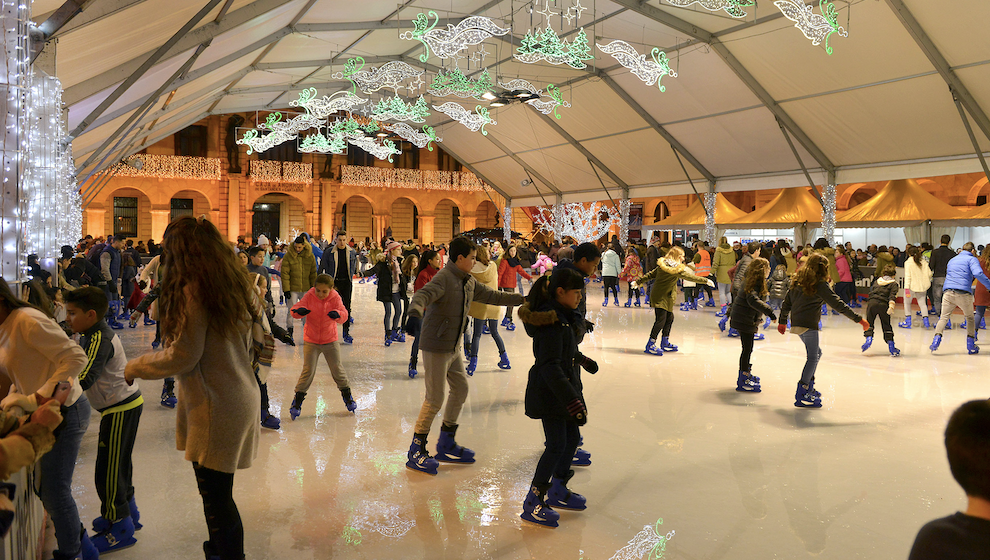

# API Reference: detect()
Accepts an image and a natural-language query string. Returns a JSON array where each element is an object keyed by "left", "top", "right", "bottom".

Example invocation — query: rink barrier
[{"left": 0, "top": 468, "right": 45, "bottom": 560}]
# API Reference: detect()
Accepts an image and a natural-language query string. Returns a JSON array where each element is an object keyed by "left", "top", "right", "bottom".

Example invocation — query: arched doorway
[
  {"left": 391, "top": 197, "right": 419, "bottom": 241},
  {"left": 252, "top": 193, "right": 305, "bottom": 242},
  {"left": 105, "top": 187, "right": 152, "bottom": 241},
  {"left": 170, "top": 190, "right": 211, "bottom": 222},
  {"left": 476, "top": 200, "right": 498, "bottom": 229},
  {"left": 653, "top": 201, "right": 670, "bottom": 243},
  {"left": 435, "top": 199, "right": 460, "bottom": 243},
  {"left": 342, "top": 195, "right": 374, "bottom": 241}
]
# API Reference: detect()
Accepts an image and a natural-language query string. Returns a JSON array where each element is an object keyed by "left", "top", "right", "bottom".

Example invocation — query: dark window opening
[
  {"left": 170, "top": 198, "right": 193, "bottom": 222},
  {"left": 393, "top": 141, "right": 419, "bottom": 169},
  {"left": 258, "top": 141, "right": 302, "bottom": 162},
  {"left": 437, "top": 147, "right": 461, "bottom": 172},
  {"left": 175, "top": 125, "right": 208, "bottom": 157},
  {"left": 452, "top": 206, "right": 461, "bottom": 235},
  {"left": 347, "top": 145, "right": 376, "bottom": 167},
  {"left": 113, "top": 197, "right": 138, "bottom": 238}
]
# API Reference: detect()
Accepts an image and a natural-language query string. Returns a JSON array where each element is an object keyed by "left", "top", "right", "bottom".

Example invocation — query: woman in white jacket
[
  {"left": 601, "top": 243, "right": 622, "bottom": 307},
  {"left": 901, "top": 246, "right": 933, "bottom": 329}
]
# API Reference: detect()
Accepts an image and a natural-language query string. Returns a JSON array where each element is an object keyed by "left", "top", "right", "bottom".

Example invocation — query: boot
[
  {"left": 644, "top": 339, "right": 663, "bottom": 356},
  {"left": 946, "top": 318, "right": 952, "bottom": 330},
  {"left": 92, "top": 516, "right": 137, "bottom": 553},
  {"left": 689, "top": 299, "right": 698, "bottom": 311},
  {"left": 406, "top": 434, "right": 439, "bottom": 475},
  {"left": 467, "top": 356, "right": 478, "bottom": 376},
  {"left": 727, "top": 328, "right": 740, "bottom": 338},
  {"left": 922, "top": 316, "right": 931, "bottom": 329},
  {"left": 505, "top": 321, "right": 516, "bottom": 331},
  {"left": 546, "top": 470, "right": 587, "bottom": 511},
  {"left": 501, "top": 317, "right": 511, "bottom": 327},
  {"left": 736, "top": 371, "right": 761, "bottom": 392},
  {"left": 930, "top": 333, "right": 942, "bottom": 353},
  {"left": 705, "top": 298, "right": 715, "bottom": 307},
  {"left": 396, "top": 330, "right": 406, "bottom": 343},
  {"left": 384, "top": 332, "right": 393, "bottom": 346},
  {"left": 679, "top": 302, "right": 690, "bottom": 311},
  {"left": 634, "top": 294, "right": 641, "bottom": 307},
  {"left": 613, "top": 295, "right": 619, "bottom": 306},
  {"left": 261, "top": 413, "right": 280, "bottom": 430},
  {"left": 408, "top": 360, "right": 418, "bottom": 379},
  {"left": 160, "top": 385, "right": 176, "bottom": 409},
  {"left": 968, "top": 336, "right": 979, "bottom": 355},
  {"left": 715, "top": 304, "right": 728, "bottom": 317},
  {"left": 898, "top": 316, "right": 911, "bottom": 329},
  {"left": 624, "top": 298, "right": 632, "bottom": 308},
  {"left": 763, "top": 316, "right": 771, "bottom": 330},
  {"left": 436, "top": 424, "right": 476, "bottom": 463},
  {"left": 289, "top": 392, "right": 305, "bottom": 420},
  {"left": 143, "top": 316, "right": 156, "bottom": 326},
  {"left": 497, "top": 352, "right": 511, "bottom": 370},
  {"left": 482, "top": 323, "right": 491, "bottom": 334},
  {"left": 821, "top": 304, "right": 828, "bottom": 316},
  {"left": 794, "top": 381, "right": 822, "bottom": 408},
  {"left": 572, "top": 447, "right": 592, "bottom": 467},
  {"left": 80, "top": 528, "right": 100, "bottom": 560},
  {"left": 602, "top": 297, "right": 608, "bottom": 307},
  {"left": 341, "top": 388, "right": 357, "bottom": 413},
  {"left": 660, "top": 337, "right": 678, "bottom": 352},
  {"left": 753, "top": 332, "right": 765, "bottom": 341},
  {"left": 521, "top": 484, "right": 559, "bottom": 528},
  {"left": 961, "top": 319, "right": 968, "bottom": 329},
  {"left": 888, "top": 340, "right": 900, "bottom": 356},
  {"left": 861, "top": 336, "right": 873, "bottom": 352},
  {"left": 718, "top": 316, "right": 728, "bottom": 332},
  {"left": 981, "top": 317, "right": 986, "bottom": 329}
]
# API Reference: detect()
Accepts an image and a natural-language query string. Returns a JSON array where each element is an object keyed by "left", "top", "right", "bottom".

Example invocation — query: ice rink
[{"left": 58, "top": 281, "right": 987, "bottom": 559}]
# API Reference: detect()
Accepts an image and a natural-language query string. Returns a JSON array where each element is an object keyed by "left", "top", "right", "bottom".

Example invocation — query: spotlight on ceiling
[
  {"left": 490, "top": 101, "right": 506, "bottom": 107},
  {"left": 481, "top": 91, "right": 497, "bottom": 101},
  {"left": 123, "top": 158, "right": 143, "bottom": 170},
  {"left": 376, "top": 131, "right": 389, "bottom": 137}
]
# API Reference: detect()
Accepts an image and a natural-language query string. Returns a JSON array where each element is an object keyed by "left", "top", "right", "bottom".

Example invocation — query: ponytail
[{"left": 527, "top": 275, "right": 552, "bottom": 310}]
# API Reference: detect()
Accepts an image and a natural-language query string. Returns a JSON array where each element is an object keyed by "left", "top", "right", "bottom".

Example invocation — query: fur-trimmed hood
[
  {"left": 656, "top": 257, "right": 687, "bottom": 276},
  {"left": 716, "top": 246, "right": 734, "bottom": 255},
  {"left": 876, "top": 276, "right": 896, "bottom": 286},
  {"left": 519, "top": 301, "right": 580, "bottom": 338}
]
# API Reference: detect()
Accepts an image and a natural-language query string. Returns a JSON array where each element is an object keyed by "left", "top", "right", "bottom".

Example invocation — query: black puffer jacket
[
  {"left": 520, "top": 301, "right": 585, "bottom": 420},
  {"left": 362, "top": 258, "right": 401, "bottom": 302},
  {"left": 868, "top": 276, "right": 898, "bottom": 307},
  {"left": 780, "top": 280, "right": 862, "bottom": 330},
  {"left": 729, "top": 289, "right": 777, "bottom": 334}
]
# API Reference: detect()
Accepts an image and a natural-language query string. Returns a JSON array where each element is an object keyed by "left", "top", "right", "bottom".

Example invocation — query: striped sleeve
[{"left": 78, "top": 330, "right": 113, "bottom": 391}]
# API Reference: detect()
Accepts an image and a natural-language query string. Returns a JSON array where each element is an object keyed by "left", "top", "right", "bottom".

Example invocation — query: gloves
[
  {"left": 859, "top": 319, "right": 870, "bottom": 330},
  {"left": 328, "top": 310, "right": 341, "bottom": 319},
  {"left": 887, "top": 303, "right": 895, "bottom": 314},
  {"left": 630, "top": 281, "right": 638, "bottom": 290},
  {"left": 283, "top": 290, "right": 290, "bottom": 298},
  {"left": 777, "top": 322, "right": 787, "bottom": 335},
  {"left": 405, "top": 316, "right": 422, "bottom": 338},
  {"left": 566, "top": 398, "right": 588, "bottom": 425},
  {"left": 584, "top": 319, "right": 594, "bottom": 333},
  {"left": 138, "top": 280, "right": 147, "bottom": 291},
  {"left": 294, "top": 308, "right": 311, "bottom": 316},
  {"left": 768, "top": 313, "right": 778, "bottom": 322},
  {"left": 706, "top": 279, "right": 716, "bottom": 288},
  {"left": 578, "top": 355, "right": 598, "bottom": 374}
]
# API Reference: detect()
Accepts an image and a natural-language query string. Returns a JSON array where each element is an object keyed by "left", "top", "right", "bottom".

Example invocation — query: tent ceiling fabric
[
  {"left": 651, "top": 193, "right": 748, "bottom": 230},
  {"left": 54, "top": 0, "right": 990, "bottom": 202},
  {"left": 837, "top": 178, "right": 965, "bottom": 228},
  {"left": 727, "top": 186, "right": 824, "bottom": 228}
]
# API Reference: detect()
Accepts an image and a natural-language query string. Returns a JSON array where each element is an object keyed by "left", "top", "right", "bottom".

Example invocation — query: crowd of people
[{"left": 2, "top": 219, "right": 987, "bottom": 559}]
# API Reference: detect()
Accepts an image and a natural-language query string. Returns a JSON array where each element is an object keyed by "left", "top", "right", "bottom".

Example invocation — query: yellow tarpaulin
[
  {"left": 933, "top": 200, "right": 990, "bottom": 227},
  {"left": 726, "top": 187, "right": 823, "bottom": 228},
  {"left": 836, "top": 179, "right": 964, "bottom": 228},
  {"left": 647, "top": 194, "right": 748, "bottom": 230}
]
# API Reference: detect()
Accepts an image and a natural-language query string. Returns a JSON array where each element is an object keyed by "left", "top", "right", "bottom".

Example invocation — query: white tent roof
[{"left": 46, "top": 0, "right": 990, "bottom": 204}]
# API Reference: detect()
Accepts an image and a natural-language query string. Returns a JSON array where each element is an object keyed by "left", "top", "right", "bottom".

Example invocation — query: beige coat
[
  {"left": 469, "top": 262, "right": 501, "bottom": 320},
  {"left": 125, "top": 292, "right": 259, "bottom": 473}
]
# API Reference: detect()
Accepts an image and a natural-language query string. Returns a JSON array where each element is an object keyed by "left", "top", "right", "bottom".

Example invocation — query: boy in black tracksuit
[
  {"left": 64, "top": 287, "right": 144, "bottom": 553},
  {"left": 861, "top": 264, "right": 900, "bottom": 356}
]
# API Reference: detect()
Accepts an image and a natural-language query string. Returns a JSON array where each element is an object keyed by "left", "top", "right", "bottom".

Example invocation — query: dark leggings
[
  {"left": 603, "top": 277, "right": 618, "bottom": 300},
  {"left": 976, "top": 305, "right": 987, "bottom": 329},
  {"left": 835, "top": 282, "right": 855, "bottom": 304},
  {"left": 194, "top": 463, "right": 244, "bottom": 560},
  {"left": 865, "top": 302, "right": 894, "bottom": 342},
  {"left": 382, "top": 292, "right": 402, "bottom": 335},
  {"left": 400, "top": 293, "right": 410, "bottom": 327},
  {"left": 627, "top": 284, "right": 639, "bottom": 299},
  {"left": 533, "top": 417, "right": 581, "bottom": 486},
  {"left": 470, "top": 318, "right": 506, "bottom": 358},
  {"left": 739, "top": 331, "right": 755, "bottom": 371},
  {"left": 501, "top": 287, "right": 517, "bottom": 320},
  {"left": 649, "top": 308, "right": 674, "bottom": 340}
]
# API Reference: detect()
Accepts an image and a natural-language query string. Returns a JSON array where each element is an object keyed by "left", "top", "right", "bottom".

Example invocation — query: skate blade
[
  {"left": 546, "top": 502, "right": 587, "bottom": 511},
  {"left": 435, "top": 456, "right": 476, "bottom": 464},
  {"left": 520, "top": 514, "right": 558, "bottom": 528},
  {"left": 793, "top": 401, "right": 822, "bottom": 408},
  {"left": 735, "top": 387, "right": 761, "bottom": 393},
  {"left": 405, "top": 463, "right": 438, "bottom": 475},
  {"left": 95, "top": 538, "right": 138, "bottom": 554}
]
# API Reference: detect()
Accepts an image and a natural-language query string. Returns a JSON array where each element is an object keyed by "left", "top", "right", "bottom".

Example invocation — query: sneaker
[
  {"left": 521, "top": 485, "right": 559, "bottom": 528},
  {"left": 91, "top": 516, "right": 137, "bottom": 553},
  {"left": 261, "top": 414, "right": 281, "bottom": 430},
  {"left": 407, "top": 435, "right": 440, "bottom": 475}
]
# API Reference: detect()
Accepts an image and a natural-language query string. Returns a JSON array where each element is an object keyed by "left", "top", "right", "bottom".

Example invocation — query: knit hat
[
  {"left": 257, "top": 234, "right": 270, "bottom": 247},
  {"left": 385, "top": 240, "right": 401, "bottom": 253}
]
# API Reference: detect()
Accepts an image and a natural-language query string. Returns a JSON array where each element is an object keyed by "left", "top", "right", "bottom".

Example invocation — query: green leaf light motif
[
  {"left": 404, "top": 11, "right": 438, "bottom": 62},
  {"left": 335, "top": 56, "right": 365, "bottom": 93},
  {"left": 547, "top": 84, "right": 566, "bottom": 119},
  {"left": 237, "top": 129, "right": 259, "bottom": 155},
  {"left": 650, "top": 49, "right": 675, "bottom": 92},
  {"left": 475, "top": 106, "right": 492, "bottom": 136},
  {"left": 774, "top": 0, "right": 848, "bottom": 55},
  {"left": 293, "top": 88, "right": 318, "bottom": 114}
]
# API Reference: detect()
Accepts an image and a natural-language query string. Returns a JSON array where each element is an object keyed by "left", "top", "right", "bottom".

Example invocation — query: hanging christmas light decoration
[
  {"left": 432, "top": 103, "right": 495, "bottom": 135},
  {"left": 619, "top": 199, "right": 630, "bottom": 247},
  {"left": 665, "top": 0, "right": 754, "bottom": 18},
  {"left": 237, "top": 112, "right": 322, "bottom": 155},
  {"left": 515, "top": 27, "right": 595, "bottom": 69},
  {"left": 370, "top": 95, "right": 430, "bottom": 123},
  {"left": 609, "top": 519, "right": 675, "bottom": 560},
  {"left": 333, "top": 57, "right": 424, "bottom": 94},
  {"left": 704, "top": 192, "right": 717, "bottom": 244},
  {"left": 774, "top": 0, "right": 848, "bottom": 55},
  {"left": 298, "top": 131, "right": 347, "bottom": 154},
  {"left": 347, "top": 135, "right": 402, "bottom": 163},
  {"left": 428, "top": 67, "right": 494, "bottom": 99},
  {"left": 822, "top": 182, "right": 836, "bottom": 246},
  {"left": 289, "top": 88, "right": 367, "bottom": 118},
  {"left": 400, "top": 11, "right": 510, "bottom": 62},
  {"left": 530, "top": 84, "right": 570, "bottom": 119},
  {"left": 503, "top": 205, "right": 512, "bottom": 242},
  {"left": 596, "top": 40, "right": 677, "bottom": 92},
  {"left": 389, "top": 123, "right": 441, "bottom": 150},
  {"left": 533, "top": 202, "right": 619, "bottom": 244}
]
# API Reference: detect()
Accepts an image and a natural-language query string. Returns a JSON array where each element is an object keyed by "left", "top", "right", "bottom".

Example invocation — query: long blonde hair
[{"left": 665, "top": 246, "right": 684, "bottom": 263}]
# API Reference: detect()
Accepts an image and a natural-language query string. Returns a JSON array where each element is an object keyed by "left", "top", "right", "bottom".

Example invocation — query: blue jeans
[
  {"left": 39, "top": 394, "right": 91, "bottom": 555},
  {"left": 468, "top": 318, "right": 506, "bottom": 358},
  {"left": 797, "top": 330, "right": 822, "bottom": 386}
]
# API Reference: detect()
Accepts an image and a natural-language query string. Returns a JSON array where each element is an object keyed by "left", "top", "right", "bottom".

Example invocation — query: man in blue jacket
[{"left": 930, "top": 242, "right": 990, "bottom": 354}]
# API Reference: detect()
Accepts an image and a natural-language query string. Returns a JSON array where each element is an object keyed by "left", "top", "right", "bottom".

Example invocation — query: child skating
[
  {"left": 728, "top": 258, "right": 776, "bottom": 392},
  {"left": 633, "top": 246, "right": 715, "bottom": 356},
  {"left": 288, "top": 274, "right": 355, "bottom": 419},
  {"left": 403, "top": 237, "right": 525, "bottom": 475},
  {"left": 518, "top": 267, "right": 590, "bottom": 527},
  {"left": 861, "top": 264, "right": 901, "bottom": 356},
  {"left": 778, "top": 254, "right": 868, "bottom": 407},
  {"left": 600, "top": 243, "right": 621, "bottom": 307}
]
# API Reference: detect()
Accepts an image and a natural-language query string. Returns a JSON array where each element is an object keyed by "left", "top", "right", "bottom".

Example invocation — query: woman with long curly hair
[
  {"left": 125, "top": 216, "right": 260, "bottom": 560},
  {"left": 727, "top": 258, "right": 776, "bottom": 393},
  {"left": 778, "top": 253, "right": 868, "bottom": 408}
]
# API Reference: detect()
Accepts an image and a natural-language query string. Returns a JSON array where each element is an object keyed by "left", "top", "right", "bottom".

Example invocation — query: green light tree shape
[{"left": 568, "top": 28, "right": 595, "bottom": 69}]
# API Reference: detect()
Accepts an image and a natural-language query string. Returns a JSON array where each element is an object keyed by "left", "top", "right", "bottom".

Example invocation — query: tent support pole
[
  {"left": 589, "top": 160, "right": 619, "bottom": 212},
  {"left": 672, "top": 147, "right": 709, "bottom": 219},
  {"left": 777, "top": 118, "right": 824, "bottom": 207},
  {"left": 952, "top": 91, "right": 990, "bottom": 188}
]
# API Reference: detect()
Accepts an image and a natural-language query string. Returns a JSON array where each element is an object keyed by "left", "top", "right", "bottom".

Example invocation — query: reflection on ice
[{"left": 610, "top": 518, "right": 675, "bottom": 560}]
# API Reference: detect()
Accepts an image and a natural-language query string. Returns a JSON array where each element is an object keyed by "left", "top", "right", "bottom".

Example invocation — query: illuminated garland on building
[
  {"left": 370, "top": 95, "right": 430, "bottom": 123},
  {"left": 111, "top": 154, "right": 223, "bottom": 180},
  {"left": 249, "top": 160, "right": 314, "bottom": 184},
  {"left": 515, "top": 27, "right": 594, "bottom": 69},
  {"left": 340, "top": 166, "right": 491, "bottom": 192},
  {"left": 1, "top": 0, "right": 30, "bottom": 280},
  {"left": 432, "top": 103, "right": 495, "bottom": 135},
  {"left": 596, "top": 40, "right": 677, "bottom": 92},
  {"left": 428, "top": 67, "right": 494, "bottom": 99},
  {"left": 665, "top": 0, "right": 754, "bottom": 18},
  {"left": 400, "top": 11, "right": 510, "bottom": 62},
  {"left": 283, "top": 161, "right": 314, "bottom": 184},
  {"left": 822, "top": 182, "right": 836, "bottom": 246},
  {"left": 774, "top": 0, "right": 848, "bottom": 55}
]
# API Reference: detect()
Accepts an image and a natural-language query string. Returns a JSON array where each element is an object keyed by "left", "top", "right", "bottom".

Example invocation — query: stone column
[
  {"left": 418, "top": 214, "right": 436, "bottom": 244},
  {"left": 460, "top": 212, "right": 477, "bottom": 233},
  {"left": 228, "top": 177, "right": 240, "bottom": 241},
  {"left": 149, "top": 209, "right": 171, "bottom": 242},
  {"left": 85, "top": 208, "right": 107, "bottom": 239}
]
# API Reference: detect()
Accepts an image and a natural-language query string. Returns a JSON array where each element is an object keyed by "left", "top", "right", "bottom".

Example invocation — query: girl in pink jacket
[{"left": 287, "top": 274, "right": 355, "bottom": 419}]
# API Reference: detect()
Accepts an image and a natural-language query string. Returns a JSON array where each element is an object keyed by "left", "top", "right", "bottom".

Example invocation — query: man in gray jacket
[{"left": 404, "top": 237, "right": 525, "bottom": 475}]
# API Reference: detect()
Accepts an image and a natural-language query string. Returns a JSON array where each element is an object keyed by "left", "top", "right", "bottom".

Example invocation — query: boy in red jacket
[{"left": 288, "top": 274, "right": 355, "bottom": 419}]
